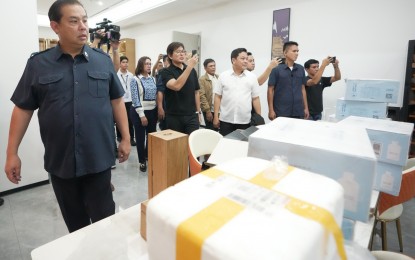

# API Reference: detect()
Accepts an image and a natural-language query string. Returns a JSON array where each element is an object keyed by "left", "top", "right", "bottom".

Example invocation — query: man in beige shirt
[{"left": 199, "top": 58, "right": 219, "bottom": 131}]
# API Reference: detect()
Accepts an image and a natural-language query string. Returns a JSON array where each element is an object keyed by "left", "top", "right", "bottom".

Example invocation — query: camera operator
[{"left": 90, "top": 29, "right": 120, "bottom": 71}]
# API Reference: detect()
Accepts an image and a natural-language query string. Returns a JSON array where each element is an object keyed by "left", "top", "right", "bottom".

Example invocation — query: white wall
[
  {"left": 0, "top": 1, "right": 48, "bottom": 192},
  {"left": 39, "top": 26, "right": 58, "bottom": 40},
  {"left": 120, "top": 0, "right": 415, "bottom": 116}
]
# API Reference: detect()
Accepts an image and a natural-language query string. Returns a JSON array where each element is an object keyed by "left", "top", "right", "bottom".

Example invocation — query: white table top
[
  {"left": 31, "top": 204, "right": 149, "bottom": 260},
  {"left": 31, "top": 185, "right": 379, "bottom": 259},
  {"left": 206, "top": 138, "right": 249, "bottom": 166}
]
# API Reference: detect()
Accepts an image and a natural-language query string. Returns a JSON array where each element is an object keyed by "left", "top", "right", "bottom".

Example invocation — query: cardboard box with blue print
[
  {"left": 146, "top": 157, "right": 346, "bottom": 260},
  {"left": 335, "top": 97, "right": 387, "bottom": 121},
  {"left": 338, "top": 116, "right": 413, "bottom": 166},
  {"left": 247, "top": 117, "right": 376, "bottom": 222},
  {"left": 344, "top": 78, "right": 400, "bottom": 103},
  {"left": 373, "top": 161, "right": 403, "bottom": 196}
]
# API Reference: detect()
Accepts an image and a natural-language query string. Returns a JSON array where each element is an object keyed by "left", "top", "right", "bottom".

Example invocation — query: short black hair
[
  {"left": 283, "top": 41, "right": 298, "bottom": 53},
  {"left": 166, "top": 42, "right": 185, "bottom": 63},
  {"left": 203, "top": 58, "right": 215, "bottom": 68},
  {"left": 304, "top": 59, "right": 319, "bottom": 69},
  {"left": 247, "top": 52, "right": 253, "bottom": 56},
  {"left": 120, "top": 56, "right": 128, "bottom": 63},
  {"left": 231, "top": 48, "right": 247, "bottom": 62},
  {"left": 48, "top": 0, "right": 85, "bottom": 23}
]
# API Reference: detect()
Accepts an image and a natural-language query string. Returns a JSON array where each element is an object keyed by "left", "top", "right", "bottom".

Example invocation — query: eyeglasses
[{"left": 174, "top": 50, "right": 186, "bottom": 54}]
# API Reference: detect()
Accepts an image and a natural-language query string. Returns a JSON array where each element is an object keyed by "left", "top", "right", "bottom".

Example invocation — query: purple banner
[{"left": 271, "top": 8, "right": 290, "bottom": 59}]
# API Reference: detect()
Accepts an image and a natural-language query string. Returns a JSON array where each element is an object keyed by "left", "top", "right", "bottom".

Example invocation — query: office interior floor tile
[{"left": 0, "top": 147, "right": 414, "bottom": 259}]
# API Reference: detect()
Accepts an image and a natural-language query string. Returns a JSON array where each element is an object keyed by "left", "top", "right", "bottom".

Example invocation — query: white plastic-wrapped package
[{"left": 147, "top": 157, "right": 346, "bottom": 260}]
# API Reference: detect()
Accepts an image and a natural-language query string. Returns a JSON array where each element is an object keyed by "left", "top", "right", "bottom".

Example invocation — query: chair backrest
[
  {"left": 378, "top": 157, "right": 415, "bottom": 215},
  {"left": 189, "top": 129, "right": 223, "bottom": 160},
  {"left": 188, "top": 129, "right": 223, "bottom": 176},
  {"left": 404, "top": 157, "right": 415, "bottom": 171}
]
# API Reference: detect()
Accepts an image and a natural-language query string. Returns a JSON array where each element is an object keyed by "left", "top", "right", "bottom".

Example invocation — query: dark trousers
[
  {"left": 166, "top": 114, "right": 200, "bottom": 135},
  {"left": 116, "top": 101, "right": 135, "bottom": 140},
  {"left": 308, "top": 113, "right": 322, "bottom": 121},
  {"left": 50, "top": 169, "right": 115, "bottom": 233},
  {"left": 131, "top": 107, "right": 158, "bottom": 164},
  {"left": 202, "top": 112, "right": 218, "bottom": 132},
  {"left": 219, "top": 121, "right": 250, "bottom": 136}
]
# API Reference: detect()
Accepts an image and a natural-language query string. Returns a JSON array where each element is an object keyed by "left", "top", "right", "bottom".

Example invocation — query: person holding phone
[
  {"left": 159, "top": 42, "right": 201, "bottom": 135},
  {"left": 247, "top": 52, "right": 280, "bottom": 86},
  {"left": 304, "top": 57, "right": 341, "bottom": 120}
]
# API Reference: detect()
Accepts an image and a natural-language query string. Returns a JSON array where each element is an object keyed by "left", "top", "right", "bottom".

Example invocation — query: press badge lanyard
[{"left": 121, "top": 74, "right": 128, "bottom": 90}]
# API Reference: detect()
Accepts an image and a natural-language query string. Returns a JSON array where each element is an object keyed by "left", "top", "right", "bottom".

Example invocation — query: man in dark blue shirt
[
  {"left": 304, "top": 57, "right": 341, "bottom": 120},
  {"left": 268, "top": 41, "right": 309, "bottom": 120},
  {"left": 4, "top": 0, "right": 130, "bottom": 232}
]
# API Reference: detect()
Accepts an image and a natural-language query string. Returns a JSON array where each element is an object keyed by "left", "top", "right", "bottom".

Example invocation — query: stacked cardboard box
[
  {"left": 338, "top": 116, "right": 414, "bottom": 195},
  {"left": 248, "top": 117, "right": 376, "bottom": 222},
  {"left": 335, "top": 79, "right": 400, "bottom": 120}
]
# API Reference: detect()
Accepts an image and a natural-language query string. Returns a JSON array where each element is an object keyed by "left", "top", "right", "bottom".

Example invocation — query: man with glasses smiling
[{"left": 159, "top": 42, "right": 201, "bottom": 135}]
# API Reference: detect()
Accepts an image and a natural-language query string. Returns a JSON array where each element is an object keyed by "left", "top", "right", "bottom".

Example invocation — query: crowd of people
[
  {"left": 114, "top": 39, "right": 341, "bottom": 170},
  {"left": 3, "top": 0, "right": 342, "bottom": 233}
]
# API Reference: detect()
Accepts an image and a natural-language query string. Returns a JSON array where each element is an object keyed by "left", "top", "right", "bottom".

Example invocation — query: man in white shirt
[
  {"left": 213, "top": 48, "right": 261, "bottom": 136},
  {"left": 116, "top": 56, "right": 136, "bottom": 146}
]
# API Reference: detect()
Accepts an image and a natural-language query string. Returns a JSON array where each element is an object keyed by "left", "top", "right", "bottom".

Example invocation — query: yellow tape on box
[{"left": 147, "top": 157, "right": 345, "bottom": 260}]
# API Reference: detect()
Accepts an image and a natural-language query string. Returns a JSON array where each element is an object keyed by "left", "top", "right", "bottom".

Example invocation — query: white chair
[
  {"left": 188, "top": 129, "right": 222, "bottom": 176},
  {"left": 371, "top": 250, "right": 413, "bottom": 260}
]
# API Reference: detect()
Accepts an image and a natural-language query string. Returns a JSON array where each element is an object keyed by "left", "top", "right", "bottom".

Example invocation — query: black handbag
[{"left": 250, "top": 112, "right": 265, "bottom": 126}]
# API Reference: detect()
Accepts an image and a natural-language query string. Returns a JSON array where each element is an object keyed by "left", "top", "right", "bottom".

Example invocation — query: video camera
[{"left": 89, "top": 18, "right": 121, "bottom": 48}]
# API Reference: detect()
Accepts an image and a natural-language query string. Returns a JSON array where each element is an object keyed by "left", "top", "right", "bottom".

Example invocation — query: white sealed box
[
  {"left": 336, "top": 98, "right": 387, "bottom": 121},
  {"left": 344, "top": 78, "right": 400, "bottom": 103},
  {"left": 338, "top": 116, "right": 413, "bottom": 166},
  {"left": 147, "top": 157, "right": 346, "bottom": 260},
  {"left": 248, "top": 117, "right": 376, "bottom": 222}
]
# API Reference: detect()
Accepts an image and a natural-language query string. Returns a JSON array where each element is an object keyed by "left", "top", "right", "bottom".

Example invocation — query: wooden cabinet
[
  {"left": 119, "top": 38, "right": 136, "bottom": 74},
  {"left": 400, "top": 40, "right": 415, "bottom": 157},
  {"left": 38, "top": 38, "right": 58, "bottom": 51},
  {"left": 104, "top": 38, "right": 136, "bottom": 74}
]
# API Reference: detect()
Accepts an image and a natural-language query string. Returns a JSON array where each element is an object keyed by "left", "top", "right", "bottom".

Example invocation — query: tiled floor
[
  {"left": 1, "top": 147, "right": 415, "bottom": 259},
  {"left": 0, "top": 148, "right": 148, "bottom": 260}
]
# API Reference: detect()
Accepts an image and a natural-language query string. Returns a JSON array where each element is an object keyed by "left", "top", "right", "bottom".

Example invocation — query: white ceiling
[{"left": 37, "top": 0, "right": 233, "bottom": 29}]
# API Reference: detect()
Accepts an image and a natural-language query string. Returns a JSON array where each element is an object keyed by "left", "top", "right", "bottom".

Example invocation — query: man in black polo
[
  {"left": 159, "top": 42, "right": 201, "bottom": 135},
  {"left": 4, "top": 0, "right": 130, "bottom": 232}
]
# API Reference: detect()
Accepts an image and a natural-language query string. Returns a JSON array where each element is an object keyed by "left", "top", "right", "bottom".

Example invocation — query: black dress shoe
[
  {"left": 131, "top": 140, "right": 136, "bottom": 146},
  {"left": 140, "top": 163, "right": 147, "bottom": 172}
]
